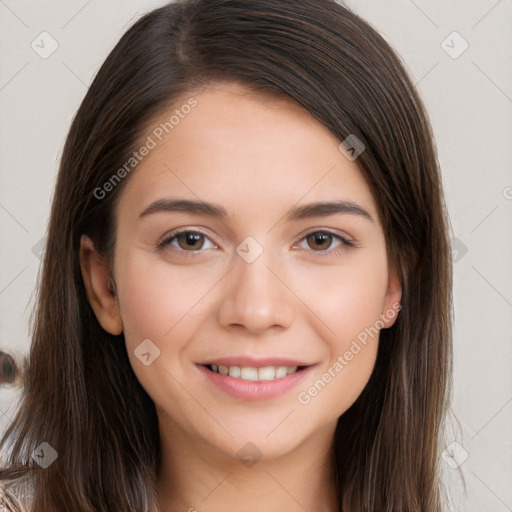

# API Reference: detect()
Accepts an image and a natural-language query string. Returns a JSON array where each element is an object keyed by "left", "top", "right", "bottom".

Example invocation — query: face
[{"left": 82, "top": 83, "right": 401, "bottom": 462}]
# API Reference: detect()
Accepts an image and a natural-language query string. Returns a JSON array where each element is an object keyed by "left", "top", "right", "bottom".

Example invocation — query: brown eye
[
  {"left": 158, "top": 230, "right": 217, "bottom": 252},
  {"left": 176, "top": 232, "right": 205, "bottom": 250},
  {"left": 297, "top": 230, "right": 354, "bottom": 253},
  {"left": 306, "top": 232, "right": 333, "bottom": 251}
]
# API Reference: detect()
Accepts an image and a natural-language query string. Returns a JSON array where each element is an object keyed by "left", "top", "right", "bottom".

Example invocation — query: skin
[{"left": 80, "top": 83, "right": 401, "bottom": 512}]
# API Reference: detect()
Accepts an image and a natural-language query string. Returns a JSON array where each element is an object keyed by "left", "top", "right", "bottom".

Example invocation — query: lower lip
[{"left": 197, "top": 364, "right": 314, "bottom": 401}]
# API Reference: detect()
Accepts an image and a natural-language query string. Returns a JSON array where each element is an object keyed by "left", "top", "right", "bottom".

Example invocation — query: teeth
[
  {"left": 228, "top": 365, "right": 241, "bottom": 378},
  {"left": 209, "top": 364, "right": 300, "bottom": 381},
  {"left": 258, "top": 366, "right": 275, "bottom": 381},
  {"left": 240, "top": 367, "right": 258, "bottom": 381},
  {"left": 275, "top": 366, "right": 287, "bottom": 379}
]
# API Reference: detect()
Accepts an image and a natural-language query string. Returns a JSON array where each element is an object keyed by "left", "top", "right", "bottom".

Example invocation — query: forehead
[{"left": 118, "top": 83, "right": 377, "bottom": 220}]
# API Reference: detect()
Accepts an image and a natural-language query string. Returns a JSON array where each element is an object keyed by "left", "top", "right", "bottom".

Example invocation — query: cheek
[
  {"left": 296, "top": 293, "right": 383, "bottom": 423},
  {"left": 113, "top": 254, "right": 216, "bottom": 424},
  {"left": 293, "top": 250, "right": 389, "bottom": 347},
  {"left": 114, "top": 252, "right": 218, "bottom": 346},
  {"left": 292, "top": 255, "right": 388, "bottom": 416}
]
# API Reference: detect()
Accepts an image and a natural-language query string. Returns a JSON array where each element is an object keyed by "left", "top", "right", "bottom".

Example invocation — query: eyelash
[{"left": 156, "top": 228, "right": 355, "bottom": 256}]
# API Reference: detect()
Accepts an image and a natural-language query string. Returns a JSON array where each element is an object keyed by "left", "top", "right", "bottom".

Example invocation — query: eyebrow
[{"left": 139, "top": 198, "right": 373, "bottom": 222}]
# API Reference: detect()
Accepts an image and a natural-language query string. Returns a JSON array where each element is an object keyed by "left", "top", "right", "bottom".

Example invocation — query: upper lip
[{"left": 197, "top": 356, "right": 313, "bottom": 368}]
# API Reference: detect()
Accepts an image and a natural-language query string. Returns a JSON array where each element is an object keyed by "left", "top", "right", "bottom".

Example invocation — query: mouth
[
  {"left": 196, "top": 358, "right": 315, "bottom": 401},
  {"left": 203, "top": 363, "right": 309, "bottom": 382}
]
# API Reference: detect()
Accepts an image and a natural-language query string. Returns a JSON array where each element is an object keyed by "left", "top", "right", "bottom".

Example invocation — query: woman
[{"left": 0, "top": 0, "right": 452, "bottom": 510}]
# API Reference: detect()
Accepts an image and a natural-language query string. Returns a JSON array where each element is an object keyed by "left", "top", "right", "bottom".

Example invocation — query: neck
[{"left": 156, "top": 419, "right": 339, "bottom": 512}]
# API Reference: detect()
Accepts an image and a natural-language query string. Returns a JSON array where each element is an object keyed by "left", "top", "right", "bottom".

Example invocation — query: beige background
[{"left": 1, "top": 1, "right": 511, "bottom": 510}]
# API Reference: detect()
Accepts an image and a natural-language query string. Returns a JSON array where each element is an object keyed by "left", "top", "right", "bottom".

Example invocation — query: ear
[
  {"left": 79, "top": 235, "right": 123, "bottom": 335},
  {"left": 380, "top": 263, "right": 402, "bottom": 328}
]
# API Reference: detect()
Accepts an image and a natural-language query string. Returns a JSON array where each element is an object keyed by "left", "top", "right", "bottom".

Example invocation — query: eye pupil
[
  {"left": 178, "top": 232, "right": 204, "bottom": 250},
  {"left": 307, "top": 232, "right": 332, "bottom": 250}
]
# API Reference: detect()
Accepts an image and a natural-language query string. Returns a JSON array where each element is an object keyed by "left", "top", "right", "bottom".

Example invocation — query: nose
[{"left": 216, "top": 250, "right": 295, "bottom": 334}]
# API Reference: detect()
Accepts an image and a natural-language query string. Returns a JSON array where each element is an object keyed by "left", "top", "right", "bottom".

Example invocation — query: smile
[
  {"left": 197, "top": 359, "right": 314, "bottom": 401},
  {"left": 206, "top": 364, "right": 300, "bottom": 381}
]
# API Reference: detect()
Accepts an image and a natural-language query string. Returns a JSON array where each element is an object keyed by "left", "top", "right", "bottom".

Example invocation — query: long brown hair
[{"left": 0, "top": 1, "right": 452, "bottom": 510}]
